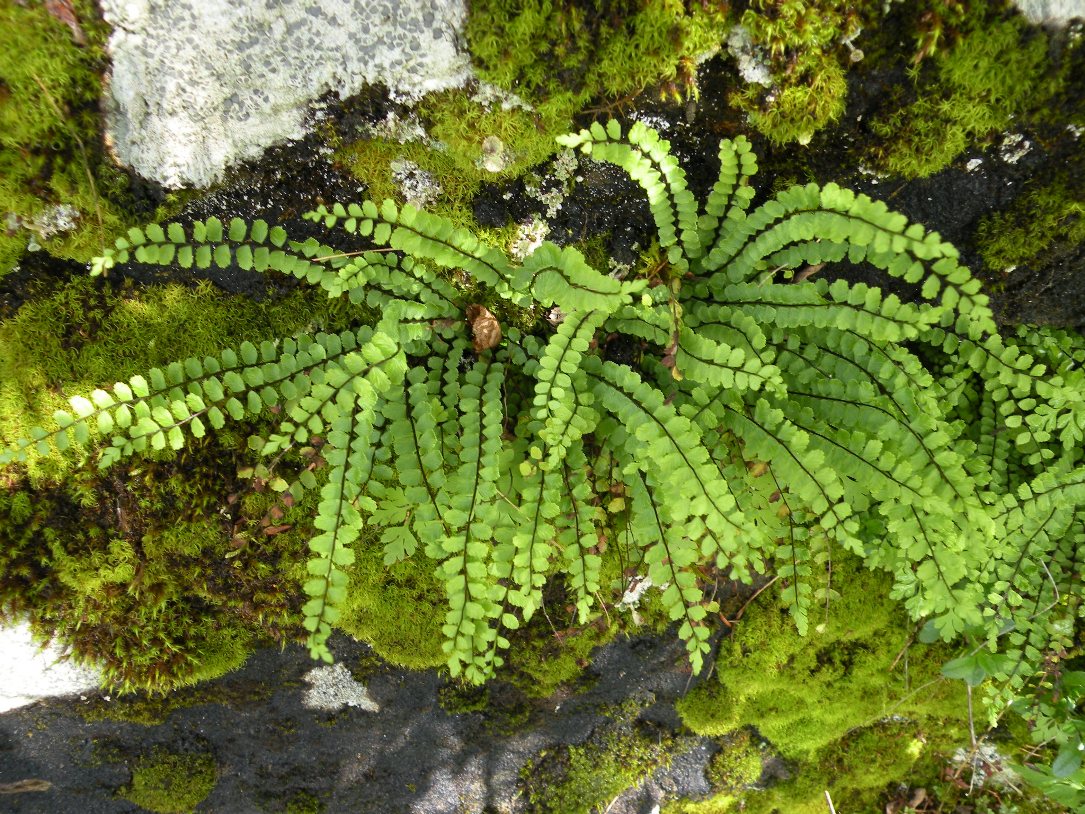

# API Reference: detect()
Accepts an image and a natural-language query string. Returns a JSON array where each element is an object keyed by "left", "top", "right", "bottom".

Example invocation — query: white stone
[
  {"left": 1013, "top": 0, "right": 1085, "bottom": 24},
  {"left": 101, "top": 0, "right": 472, "bottom": 188},
  {"left": 302, "top": 663, "right": 379, "bottom": 712},
  {"left": 0, "top": 622, "right": 102, "bottom": 713}
]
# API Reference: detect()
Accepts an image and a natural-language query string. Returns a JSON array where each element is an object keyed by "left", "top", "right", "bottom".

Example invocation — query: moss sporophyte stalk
[{"left": 3, "top": 122, "right": 1085, "bottom": 795}]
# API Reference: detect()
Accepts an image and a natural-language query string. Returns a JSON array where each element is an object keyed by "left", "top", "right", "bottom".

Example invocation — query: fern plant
[{"left": 3, "top": 120, "right": 1082, "bottom": 694}]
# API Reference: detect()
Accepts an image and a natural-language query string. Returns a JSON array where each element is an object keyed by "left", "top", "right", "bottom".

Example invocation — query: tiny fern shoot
[{"left": 3, "top": 121, "right": 1084, "bottom": 704}]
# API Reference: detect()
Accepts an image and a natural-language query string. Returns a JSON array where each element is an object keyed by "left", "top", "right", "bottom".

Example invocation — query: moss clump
[
  {"left": 738, "top": 721, "right": 926, "bottom": 814},
  {"left": 676, "top": 555, "right": 968, "bottom": 813},
  {"left": 502, "top": 614, "right": 616, "bottom": 698},
  {"left": 733, "top": 0, "right": 874, "bottom": 145},
  {"left": 0, "top": 275, "right": 352, "bottom": 692},
  {"left": 118, "top": 748, "right": 217, "bottom": 814},
  {"left": 283, "top": 790, "right": 324, "bottom": 814},
  {"left": 678, "top": 557, "right": 964, "bottom": 758},
  {"left": 336, "top": 529, "right": 446, "bottom": 670},
  {"left": 80, "top": 675, "right": 276, "bottom": 726},
  {"left": 663, "top": 795, "right": 739, "bottom": 814},
  {"left": 467, "top": 0, "right": 728, "bottom": 110},
  {"left": 0, "top": 278, "right": 338, "bottom": 482},
  {"left": 0, "top": 2, "right": 137, "bottom": 275},
  {"left": 706, "top": 730, "right": 762, "bottom": 790},
  {"left": 870, "top": 12, "right": 1059, "bottom": 177},
  {"left": 523, "top": 718, "right": 672, "bottom": 814},
  {"left": 977, "top": 175, "right": 1085, "bottom": 272},
  {"left": 0, "top": 431, "right": 310, "bottom": 692}
]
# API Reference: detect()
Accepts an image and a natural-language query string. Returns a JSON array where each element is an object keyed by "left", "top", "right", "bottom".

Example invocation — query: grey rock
[
  {"left": 1012, "top": 0, "right": 1085, "bottom": 24},
  {"left": 101, "top": 0, "right": 472, "bottom": 188}
]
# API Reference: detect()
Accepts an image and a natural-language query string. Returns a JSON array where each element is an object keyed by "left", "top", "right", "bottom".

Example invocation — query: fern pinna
[{"left": 3, "top": 121, "right": 1083, "bottom": 695}]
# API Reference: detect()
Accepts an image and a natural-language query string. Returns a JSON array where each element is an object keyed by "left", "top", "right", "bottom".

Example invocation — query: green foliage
[
  {"left": 118, "top": 748, "right": 217, "bottom": 814},
  {"left": 705, "top": 730, "right": 762, "bottom": 790},
  {"left": 677, "top": 557, "right": 965, "bottom": 759},
  {"left": 677, "top": 558, "right": 965, "bottom": 812},
  {"left": 977, "top": 174, "right": 1085, "bottom": 272}
]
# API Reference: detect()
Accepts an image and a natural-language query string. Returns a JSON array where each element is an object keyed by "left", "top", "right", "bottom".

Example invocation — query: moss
[
  {"left": 672, "top": 556, "right": 975, "bottom": 813},
  {"left": 870, "top": 11, "right": 1060, "bottom": 177},
  {"left": 0, "top": 274, "right": 354, "bottom": 692},
  {"left": 80, "top": 675, "right": 276, "bottom": 726},
  {"left": 663, "top": 795, "right": 739, "bottom": 814},
  {"left": 738, "top": 721, "right": 926, "bottom": 814},
  {"left": 706, "top": 730, "right": 762, "bottom": 790},
  {"left": 336, "top": 530, "right": 446, "bottom": 670},
  {"left": 677, "top": 556, "right": 965, "bottom": 759},
  {"left": 118, "top": 748, "right": 217, "bottom": 814},
  {"left": 522, "top": 717, "right": 672, "bottom": 814},
  {"left": 0, "top": 278, "right": 337, "bottom": 482},
  {"left": 0, "top": 1, "right": 139, "bottom": 275},
  {"left": 502, "top": 613, "right": 617, "bottom": 698},
  {"left": 733, "top": 0, "right": 875, "bottom": 145},
  {"left": 977, "top": 175, "right": 1085, "bottom": 272},
  {"left": 283, "top": 790, "right": 324, "bottom": 814},
  {"left": 0, "top": 432, "right": 312, "bottom": 692},
  {"left": 467, "top": 0, "right": 728, "bottom": 113},
  {"left": 335, "top": 116, "right": 522, "bottom": 251}
]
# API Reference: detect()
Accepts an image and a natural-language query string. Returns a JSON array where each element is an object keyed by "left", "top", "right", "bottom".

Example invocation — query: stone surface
[
  {"left": 0, "top": 633, "right": 721, "bottom": 813},
  {"left": 0, "top": 622, "right": 102, "bottom": 714},
  {"left": 1012, "top": 0, "right": 1085, "bottom": 24},
  {"left": 101, "top": 0, "right": 471, "bottom": 188}
]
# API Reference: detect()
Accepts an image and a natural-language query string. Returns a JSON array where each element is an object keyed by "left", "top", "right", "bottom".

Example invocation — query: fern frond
[
  {"left": 516, "top": 243, "right": 645, "bottom": 314},
  {"left": 302, "top": 331, "right": 408, "bottom": 660},
  {"left": 558, "top": 445, "right": 604, "bottom": 622},
  {"left": 435, "top": 358, "right": 508, "bottom": 681},
  {"left": 699, "top": 135, "right": 758, "bottom": 250},
  {"left": 558, "top": 120, "right": 701, "bottom": 269},
  {"left": 533, "top": 310, "right": 606, "bottom": 467}
]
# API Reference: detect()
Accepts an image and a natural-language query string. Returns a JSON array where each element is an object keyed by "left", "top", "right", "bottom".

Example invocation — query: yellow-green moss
[
  {"left": 673, "top": 556, "right": 971, "bottom": 813},
  {"left": 870, "top": 13, "right": 1058, "bottom": 178},
  {"left": 0, "top": 278, "right": 337, "bottom": 482},
  {"left": 977, "top": 176, "right": 1085, "bottom": 272},
  {"left": 733, "top": 0, "right": 874, "bottom": 145},
  {"left": 664, "top": 795, "right": 739, "bottom": 814},
  {"left": 502, "top": 615, "right": 617, "bottom": 698},
  {"left": 466, "top": 0, "right": 728, "bottom": 111},
  {"left": 0, "top": 431, "right": 310, "bottom": 692},
  {"left": 0, "top": 1, "right": 135, "bottom": 274},
  {"left": 739, "top": 721, "right": 925, "bottom": 814},
  {"left": 678, "top": 557, "right": 965, "bottom": 759},
  {"left": 284, "top": 790, "right": 324, "bottom": 814},
  {"left": 0, "top": 275, "right": 353, "bottom": 691},
  {"left": 336, "top": 530, "right": 446, "bottom": 670},
  {"left": 706, "top": 730, "right": 762, "bottom": 790},
  {"left": 523, "top": 720, "right": 672, "bottom": 814},
  {"left": 118, "top": 748, "right": 217, "bottom": 814}
]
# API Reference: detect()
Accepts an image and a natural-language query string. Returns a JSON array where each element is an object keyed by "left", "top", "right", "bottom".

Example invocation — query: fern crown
[{"left": 5, "top": 119, "right": 1084, "bottom": 697}]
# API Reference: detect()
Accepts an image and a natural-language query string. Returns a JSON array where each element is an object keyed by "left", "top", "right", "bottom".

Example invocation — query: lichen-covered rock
[{"left": 101, "top": 0, "right": 471, "bottom": 188}]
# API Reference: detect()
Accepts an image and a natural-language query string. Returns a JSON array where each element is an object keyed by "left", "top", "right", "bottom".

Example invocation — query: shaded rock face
[
  {"left": 102, "top": 0, "right": 471, "bottom": 188},
  {"left": 0, "top": 634, "right": 725, "bottom": 814}
]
